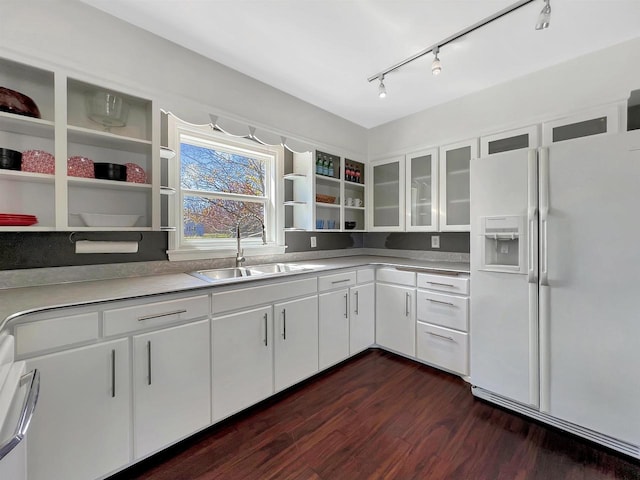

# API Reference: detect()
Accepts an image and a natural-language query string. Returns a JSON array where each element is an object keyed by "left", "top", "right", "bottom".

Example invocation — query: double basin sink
[{"left": 190, "top": 263, "right": 313, "bottom": 283}]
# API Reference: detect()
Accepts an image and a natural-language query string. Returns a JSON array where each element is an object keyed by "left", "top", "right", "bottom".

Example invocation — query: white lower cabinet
[
  {"left": 212, "top": 306, "right": 273, "bottom": 421},
  {"left": 319, "top": 289, "right": 350, "bottom": 369},
  {"left": 375, "top": 282, "right": 415, "bottom": 356},
  {"left": 274, "top": 295, "right": 319, "bottom": 392},
  {"left": 350, "top": 283, "right": 375, "bottom": 354},
  {"left": 416, "top": 322, "right": 469, "bottom": 375},
  {"left": 26, "top": 339, "right": 131, "bottom": 480},
  {"left": 133, "top": 320, "right": 211, "bottom": 459}
]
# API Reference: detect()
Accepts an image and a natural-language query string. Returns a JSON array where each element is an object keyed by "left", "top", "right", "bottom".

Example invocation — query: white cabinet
[
  {"left": 405, "top": 148, "right": 439, "bottom": 231},
  {"left": 375, "top": 282, "right": 415, "bottom": 357},
  {"left": 133, "top": 320, "right": 211, "bottom": 459},
  {"left": 212, "top": 306, "right": 273, "bottom": 421},
  {"left": 283, "top": 151, "right": 313, "bottom": 231},
  {"left": 542, "top": 104, "right": 620, "bottom": 145},
  {"left": 318, "top": 289, "right": 350, "bottom": 369},
  {"left": 439, "top": 139, "right": 477, "bottom": 231},
  {"left": 0, "top": 54, "right": 158, "bottom": 232},
  {"left": 274, "top": 295, "right": 318, "bottom": 391},
  {"left": 369, "top": 156, "right": 404, "bottom": 231},
  {"left": 25, "top": 339, "right": 131, "bottom": 480},
  {"left": 350, "top": 282, "right": 375, "bottom": 354}
]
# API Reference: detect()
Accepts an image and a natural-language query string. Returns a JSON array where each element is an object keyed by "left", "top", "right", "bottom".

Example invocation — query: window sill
[{"left": 167, "top": 245, "right": 287, "bottom": 262}]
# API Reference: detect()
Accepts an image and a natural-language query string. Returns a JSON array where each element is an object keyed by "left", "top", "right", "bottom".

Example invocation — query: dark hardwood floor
[{"left": 110, "top": 350, "right": 640, "bottom": 480}]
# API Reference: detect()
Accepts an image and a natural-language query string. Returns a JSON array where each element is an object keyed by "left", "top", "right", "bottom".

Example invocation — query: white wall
[
  {"left": 0, "top": 0, "right": 367, "bottom": 158},
  {"left": 368, "top": 37, "right": 640, "bottom": 158}
]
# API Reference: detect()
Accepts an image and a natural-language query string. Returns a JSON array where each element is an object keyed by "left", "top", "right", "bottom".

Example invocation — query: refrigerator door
[
  {"left": 470, "top": 149, "right": 539, "bottom": 407},
  {"left": 540, "top": 133, "right": 640, "bottom": 444}
]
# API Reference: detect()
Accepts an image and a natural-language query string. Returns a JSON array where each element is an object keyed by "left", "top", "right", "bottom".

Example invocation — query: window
[{"left": 167, "top": 116, "right": 284, "bottom": 261}]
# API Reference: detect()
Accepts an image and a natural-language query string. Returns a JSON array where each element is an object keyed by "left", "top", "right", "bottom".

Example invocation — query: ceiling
[{"left": 79, "top": 0, "right": 640, "bottom": 129}]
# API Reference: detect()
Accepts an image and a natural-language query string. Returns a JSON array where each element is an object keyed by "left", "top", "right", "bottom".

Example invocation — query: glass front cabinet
[
  {"left": 405, "top": 148, "right": 438, "bottom": 232},
  {"left": 369, "top": 156, "right": 404, "bottom": 231},
  {"left": 439, "top": 139, "right": 477, "bottom": 232}
]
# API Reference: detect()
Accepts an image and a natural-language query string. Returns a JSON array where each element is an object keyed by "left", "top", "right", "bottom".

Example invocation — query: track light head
[
  {"left": 431, "top": 47, "right": 442, "bottom": 76},
  {"left": 535, "top": 0, "right": 551, "bottom": 30},
  {"left": 378, "top": 75, "right": 387, "bottom": 98}
]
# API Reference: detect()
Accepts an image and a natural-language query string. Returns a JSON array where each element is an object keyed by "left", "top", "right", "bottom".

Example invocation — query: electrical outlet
[
  {"left": 310, "top": 236, "right": 317, "bottom": 248},
  {"left": 431, "top": 235, "right": 440, "bottom": 249}
]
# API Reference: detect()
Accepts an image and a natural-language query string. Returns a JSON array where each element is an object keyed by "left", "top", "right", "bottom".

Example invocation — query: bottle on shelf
[
  {"left": 322, "top": 157, "right": 329, "bottom": 176},
  {"left": 355, "top": 165, "right": 361, "bottom": 183},
  {"left": 345, "top": 164, "right": 352, "bottom": 182},
  {"left": 316, "top": 156, "right": 322, "bottom": 174},
  {"left": 328, "top": 159, "right": 334, "bottom": 177}
]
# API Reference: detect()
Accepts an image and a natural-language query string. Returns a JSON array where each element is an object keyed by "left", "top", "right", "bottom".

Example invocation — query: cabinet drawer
[
  {"left": 417, "top": 272, "right": 469, "bottom": 295},
  {"left": 318, "top": 271, "right": 356, "bottom": 292},
  {"left": 416, "top": 291, "right": 469, "bottom": 332},
  {"left": 356, "top": 268, "right": 375, "bottom": 284},
  {"left": 212, "top": 278, "right": 317, "bottom": 314},
  {"left": 417, "top": 322, "right": 468, "bottom": 376},
  {"left": 15, "top": 311, "right": 99, "bottom": 356},
  {"left": 376, "top": 268, "right": 416, "bottom": 286},
  {"left": 103, "top": 295, "right": 209, "bottom": 336}
]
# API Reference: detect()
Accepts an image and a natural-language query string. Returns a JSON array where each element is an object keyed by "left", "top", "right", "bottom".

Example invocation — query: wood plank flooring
[{"left": 109, "top": 350, "right": 640, "bottom": 480}]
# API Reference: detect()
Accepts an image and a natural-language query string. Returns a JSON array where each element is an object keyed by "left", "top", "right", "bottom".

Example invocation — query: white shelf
[
  {"left": 0, "top": 225, "right": 53, "bottom": 231},
  {"left": 67, "top": 125, "right": 151, "bottom": 154},
  {"left": 283, "top": 173, "right": 307, "bottom": 180},
  {"left": 374, "top": 180, "right": 399, "bottom": 187},
  {"left": 448, "top": 198, "right": 470, "bottom": 204},
  {"left": 344, "top": 180, "right": 365, "bottom": 188},
  {"left": 0, "top": 170, "right": 54, "bottom": 184},
  {"left": 316, "top": 203, "right": 340, "bottom": 209},
  {"left": 68, "top": 177, "right": 152, "bottom": 191},
  {"left": 283, "top": 201, "right": 308, "bottom": 206},
  {"left": 0, "top": 111, "right": 55, "bottom": 139},
  {"left": 67, "top": 226, "right": 153, "bottom": 232},
  {"left": 284, "top": 227, "right": 307, "bottom": 231},
  {"left": 447, "top": 168, "right": 470, "bottom": 176},
  {"left": 315, "top": 174, "right": 341, "bottom": 184},
  {"left": 374, "top": 205, "right": 400, "bottom": 210},
  {"left": 160, "top": 186, "right": 176, "bottom": 196},
  {"left": 344, "top": 206, "right": 365, "bottom": 211},
  {"left": 160, "top": 146, "right": 176, "bottom": 160}
]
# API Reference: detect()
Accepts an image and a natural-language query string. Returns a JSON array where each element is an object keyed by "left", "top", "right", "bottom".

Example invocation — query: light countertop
[{"left": 0, "top": 255, "right": 469, "bottom": 331}]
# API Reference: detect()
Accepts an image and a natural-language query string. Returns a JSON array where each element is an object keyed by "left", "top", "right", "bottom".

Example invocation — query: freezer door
[
  {"left": 470, "top": 149, "right": 539, "bottom": 407},
  {"left": 539, "top": 133, "right": 640, "bottom": 445}
]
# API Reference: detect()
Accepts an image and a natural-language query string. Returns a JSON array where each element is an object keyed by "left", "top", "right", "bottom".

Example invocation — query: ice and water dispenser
[{"left": 479, "top": 215, "right": 527, "bottom": 274}]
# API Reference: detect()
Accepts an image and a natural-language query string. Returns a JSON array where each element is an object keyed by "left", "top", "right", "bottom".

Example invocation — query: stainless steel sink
[
  {"left": 248, "top": 263, "right": 311, "bottom": 274},
  {"left": 190, "top": 267, "right": 264, "bottom": 282}
]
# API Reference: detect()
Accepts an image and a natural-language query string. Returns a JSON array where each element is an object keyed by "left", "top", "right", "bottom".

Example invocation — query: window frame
[{"left": 166, "top": 116, "right": 285, "bottom": 261}]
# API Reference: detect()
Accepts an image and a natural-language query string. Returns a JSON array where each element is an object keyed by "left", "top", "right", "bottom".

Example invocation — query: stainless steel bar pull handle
[
  {"left": 147, "top": 341, "right": 152, "bottom": 386},
  {"left": 263, "top": 313, "right": 268, "bottom": 346},
  {"left": 282, "top": 309, "right": 287, "bottom": 340},
  {"left": 427, "top": 298, "right": 455, "bottom": 307},
  {"left": 354, "top": 291, "right": 359, "bottom": 315},
  {"left": 428, "top": 331, "right": 455, "bottom": 342},
  {"left": 426, "top": 281, "right": 455, "bottom": 288},
  {"left": 331, "top": 279, "right": 351, "bottom": 284},
  {"left": 111, "top": 349, "right": 116, "bottom": 398},
  {"left": 405, "top": 292, "right": 410, "bottom": 316},
  {"left": 138, "top": 309, "right": 187, "bottom": 322},
  {"left": 344, "top": 294, "right": 349, "bottom": 318},
  {"left": 0, "top": 369, "right": 40, "bottom": 462}
]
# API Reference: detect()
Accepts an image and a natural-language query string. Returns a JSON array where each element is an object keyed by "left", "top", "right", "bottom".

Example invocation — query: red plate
[
  {"left": 0, "top": 217, "right": 37, "bottom": 226},
  {"left": 0, "top": 213, "right": 37, "bottom": 219}
]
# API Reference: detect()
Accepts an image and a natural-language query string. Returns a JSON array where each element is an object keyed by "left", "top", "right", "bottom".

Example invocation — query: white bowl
[{"left": 79, "top": 213, "right": 141, "bottom": 227}]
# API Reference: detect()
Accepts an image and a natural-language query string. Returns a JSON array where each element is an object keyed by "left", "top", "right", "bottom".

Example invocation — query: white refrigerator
[{"left": 470, "top": 131, "right": 640, "bottom": 457}]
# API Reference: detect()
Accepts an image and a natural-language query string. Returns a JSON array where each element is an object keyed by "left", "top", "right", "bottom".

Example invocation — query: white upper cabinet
[
  {"left": 369, "top": 156, "right": 404, "bottom": 231},
  {"left": 542, "top": 104, "right": 620, "bottom": 146},
  {"left": 480, "top": 125, "right": 539, "bottom": 158},
  {"left": 405, "top": 148, "right": 438, "bottom": 232},
  {"left": 0, "top": 53, "right": 158, "bottom": 232},
  {"left": 439, "top": 139, "right": 477, "bottom": 232}
]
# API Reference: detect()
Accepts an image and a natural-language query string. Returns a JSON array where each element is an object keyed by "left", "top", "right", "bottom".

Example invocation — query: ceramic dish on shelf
[
  {"left": 0, "top": 87, "right": 41, "bottom": 119},
  {"left": 85, "top": 90, "right": 129, "bottom": 131},
  {"left": 0, "top": 213, "right": 38, "bottom": 226},
  {"left": 79, "top": 213, "right": 141, "bottom": 227},
  {"left": 68, "top": 156, "right": 94, "bottom": 178},
  {"left": 22, "top": 150, "right": 55, "bottom": 174},
  {"left": 125, "top": 162, "right": 146, "bottom": 183},
  {"left": 94, "top": 162, "right": 126, "bottom": 181},
  {"left": 0, "top": 148, "right": 22, "bottom": 171}
]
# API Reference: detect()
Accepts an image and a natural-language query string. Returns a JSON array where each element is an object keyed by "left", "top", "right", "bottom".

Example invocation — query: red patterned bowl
[
  {"left": 68, "top": 156, "right": 94, "bottom": 178},
  {"left": 22, "top": 150, "right": 55, "bottom": 174},
  {"left": 0, "top": 87, "right": 41, "bottom": 118},
  {"left": 125, "top": 162, "right": 146, "bottom": 183}
]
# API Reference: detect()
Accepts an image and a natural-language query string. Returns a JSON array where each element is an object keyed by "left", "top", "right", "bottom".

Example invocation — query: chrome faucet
[{"left": 235, "top": 219, "right": 266, "bottom": 267}]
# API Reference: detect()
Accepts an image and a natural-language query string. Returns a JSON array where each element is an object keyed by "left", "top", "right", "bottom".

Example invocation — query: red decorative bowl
[
  {"left": 125, "top": 162, "right": 146, "bottom": 183},
  {"left": 22, "top": 150, "right": 55, "bottom": 174},
  {"left": 68, "top": 156, "right": 94, "bottom": 178},
  {"left": 0, "top": 87, "right": 41, "bottom": 118}
]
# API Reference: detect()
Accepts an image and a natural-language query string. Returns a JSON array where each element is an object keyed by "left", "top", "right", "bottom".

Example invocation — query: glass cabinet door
[
  {"left": 370, "top": 156, "right": 404, "bottom": 231},
  {"left": 439, "top": 139, "right": 477, "bottom": 231},
  {"left": 405, "top": 148, "right": 438, "bottom": 231}
]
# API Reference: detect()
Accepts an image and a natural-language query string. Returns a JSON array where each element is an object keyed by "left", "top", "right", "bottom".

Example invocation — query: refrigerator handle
[
  {"left": 539, "top": 147, "right": 549, "bottom": 287},
  {"left": 527, "top": 150, "right": 538, "bottom": 284}
]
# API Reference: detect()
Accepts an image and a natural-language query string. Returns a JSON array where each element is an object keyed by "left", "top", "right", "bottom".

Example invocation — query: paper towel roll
[{"left": 75, "top": 240, "right": 139, "bottom": 254}]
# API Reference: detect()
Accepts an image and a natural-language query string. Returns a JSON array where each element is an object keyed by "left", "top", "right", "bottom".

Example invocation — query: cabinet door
[
  {"left": 369, "top": 156, "right": 405, "bottom": 231},
  {"left": 439, "top": 139, "right": 477, "bottom": 231},
  {"left": 212, "top": 306, "right": 273, "bottom": 422},
  {"left": 133, "top": 320, "right": 211, "bottom": 459},
  {"left": 318, "top": 289, "right": 350, "bottom": 370},
  {"left": 274, "top": 295, "right": 318, "bottom": 391},
  {"left": 350, "top": 283, "right": 375, "bottom": 354},
  {"left": 406, "top": 148, "right": 438, "bottom": 231},
  {"left": 375, "top": 283, "right": 415, "bottom": 356},
  {"left": 26, "top": 339, "right": 131, "bottom": 480}
]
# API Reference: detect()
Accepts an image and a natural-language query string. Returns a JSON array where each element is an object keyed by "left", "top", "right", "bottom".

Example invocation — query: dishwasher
[{"left": 0, "top": 334, "right": 39, "bottom": 480}]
